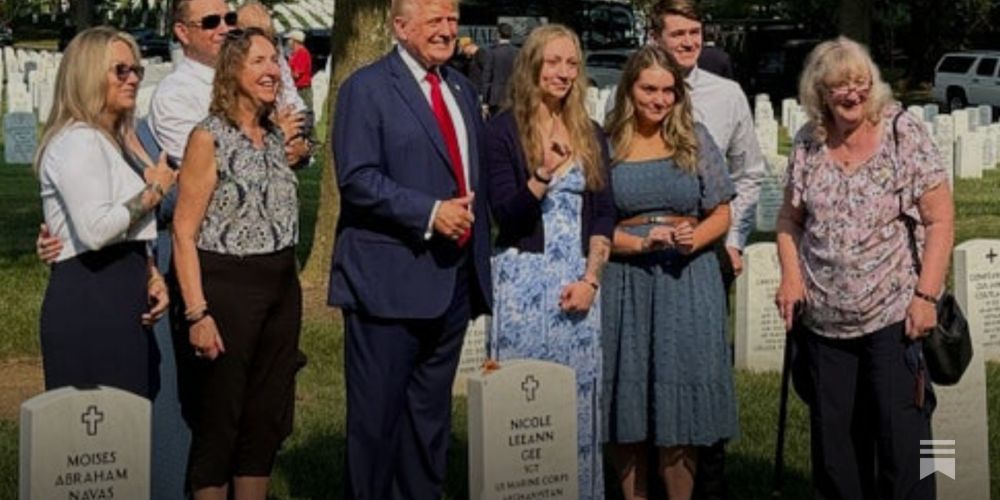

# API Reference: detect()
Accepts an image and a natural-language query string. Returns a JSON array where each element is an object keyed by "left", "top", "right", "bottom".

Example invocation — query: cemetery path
[{"left": 0, "top": 356, "right": 42, "bottom": 421}]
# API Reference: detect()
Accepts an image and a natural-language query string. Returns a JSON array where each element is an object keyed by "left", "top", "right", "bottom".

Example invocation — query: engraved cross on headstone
[
  {"left": 521, "top": 375, "right": 540, "bottom": 402},
  {"left": 988, "top": 248, "right": 998, "bottom": 264},
  {"left": 81, "top": 405, "right": 104, "bottom": 436}
]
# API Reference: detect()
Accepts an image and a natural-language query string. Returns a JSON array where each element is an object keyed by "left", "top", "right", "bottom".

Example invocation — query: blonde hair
[
  {"left": 209, "top": 28, "right": 278, "bottom": 128},
  {"left": 509, "top": 24, "right": 604, "bottom": 190},
  {"left": 606, "top": 46, "right": 698, "bottom": 173},
  {"left": 798, "top": 36, "right": 894, "bottom": 142},
  {"left": 35, "top": 26, "right": 141, "bottom": 172}
]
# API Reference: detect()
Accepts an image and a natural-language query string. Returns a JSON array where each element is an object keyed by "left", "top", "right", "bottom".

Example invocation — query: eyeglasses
[
  {"left": 187, "top": 11, "right": 237, "bottom": 30},
  {"left": 826, "top": 80, "right": 872, "bottom": 99},
  {"left": 112, "top": 63, "right": 145, "bottom": 82}
]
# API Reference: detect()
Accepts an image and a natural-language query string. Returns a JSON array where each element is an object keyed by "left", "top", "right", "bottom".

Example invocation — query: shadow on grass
[{"left": 274, "top": 428, "right": 345, "bottom": 500}]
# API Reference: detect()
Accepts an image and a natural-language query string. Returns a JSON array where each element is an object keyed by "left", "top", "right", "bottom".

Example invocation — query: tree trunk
[
  {"left": 300, "top": 0, "right": 393, "bottom": 298},
  {"left": 838, "top": 0, "right": 872, "bottom": 45}
]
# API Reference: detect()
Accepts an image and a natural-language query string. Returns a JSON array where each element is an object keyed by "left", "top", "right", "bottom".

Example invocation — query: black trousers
[
  {"left": 186, "top": 248, "right": 304, "bottom": 489},
  {"left": 344, "top": 262, "right": 472, "bottom": 500},
  {"left": 801, "top": 322, "right": 935, "bottom": 500},
  {"left": 40, "top": 242, "right": 156, "bottom": 399}
]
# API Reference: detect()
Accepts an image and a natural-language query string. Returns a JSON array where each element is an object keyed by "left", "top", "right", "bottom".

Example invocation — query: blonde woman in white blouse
[{"left": 37, "top": 27, "right": 176, "bottom": 398}]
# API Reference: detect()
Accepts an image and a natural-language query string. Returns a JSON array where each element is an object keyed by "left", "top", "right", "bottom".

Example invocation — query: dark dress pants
[
  {"left": 345, "top": 263, "right": 472, "bottom": 500},
  {"left": 802, "top": 321, "right": 935, "bottom": 500}
]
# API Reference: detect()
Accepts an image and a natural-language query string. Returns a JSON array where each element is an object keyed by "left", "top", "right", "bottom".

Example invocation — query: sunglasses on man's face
[
  {"left": 113, "top": 63, "right": 145, "bottom": 83},
  {"left": 187, "top": 11, "right": 237, "bottom": 30}
]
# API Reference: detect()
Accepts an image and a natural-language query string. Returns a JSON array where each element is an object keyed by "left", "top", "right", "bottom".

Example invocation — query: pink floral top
[{"left": 787, "top": 104, "right": 948, "bottom": 338}]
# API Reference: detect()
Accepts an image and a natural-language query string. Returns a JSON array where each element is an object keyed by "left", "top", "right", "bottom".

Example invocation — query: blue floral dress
[{"left": 490, "top": 164, "right": 603, "bottom": 499}]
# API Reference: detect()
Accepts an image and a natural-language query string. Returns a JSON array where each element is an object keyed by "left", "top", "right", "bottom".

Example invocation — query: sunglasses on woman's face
[
  {"left": 188, "top": 11, "right": 237, "bottom": 30},
  {"left": 113, "top": 63, "right": 145, "bottom": 83}
]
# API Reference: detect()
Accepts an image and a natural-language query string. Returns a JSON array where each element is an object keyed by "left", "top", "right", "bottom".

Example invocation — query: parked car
[
  {"left": 585, "top": 49, "right": 633, "bottom": 88},
  {"left": 128, "top": 28, "right": 171, "bottom": 61},
  {"left": 933, "top": 50, "right": 1000, "bottom": 111}
]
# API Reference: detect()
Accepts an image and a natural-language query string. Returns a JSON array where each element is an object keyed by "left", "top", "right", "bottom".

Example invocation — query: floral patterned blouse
[
  {"left": 195, "top": 115, "right": 299, "bottom": 256},
  {"left": 787, "top": 104, "right": 948, "bottom": 338}
]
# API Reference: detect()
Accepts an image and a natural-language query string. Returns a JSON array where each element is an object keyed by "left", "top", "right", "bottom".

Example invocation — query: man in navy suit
[
  {"left": 481, "top": 22, "right": 518, "bottom": 115},
  {"left": 329, "top": 0, "right": 491, "bottom": 498}
]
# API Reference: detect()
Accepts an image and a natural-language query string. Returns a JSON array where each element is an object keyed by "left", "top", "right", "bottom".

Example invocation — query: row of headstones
[
  {"left": 732, "top": 239, "right": 998, "bottom": 499},
  {"left": 762, "top": 97, "right": 1000, "bottom": 183},
  {"left": 22, "top": 235, "right": 996, "bottom": 499},
  {"left": 449, "top": 239, "right": 999, "bottom": 499}
]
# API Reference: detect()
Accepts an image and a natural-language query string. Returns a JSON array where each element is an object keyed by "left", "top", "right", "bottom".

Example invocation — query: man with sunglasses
[{"left": 148, "top": 0, "right": 235, "bottom": 166}]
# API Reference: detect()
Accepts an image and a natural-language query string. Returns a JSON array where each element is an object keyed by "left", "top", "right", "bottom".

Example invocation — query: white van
[{"left": 933, "top": 50, "right": 1000, "bottom": 111}]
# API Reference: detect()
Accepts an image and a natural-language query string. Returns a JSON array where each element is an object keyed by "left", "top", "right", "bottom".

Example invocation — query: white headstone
[
  {"left": 788, "top": 109, "right": 808, "bottom": 140},
  {"left": 754, "top": 94, "right": 774, "bottom": 124},
  {"left": 781, "top": 98, "right": 797, "bottom": 130},
  {"left": 924, "top": 104, "right": 940, "bottom": 123},
  {"left": 754, "top": 172, "right": 783, "bottom": 233},
  {"left": 953, "top": 109, "right": 973, "bottom": 137},
  {"left": 930, "top": 239, "right": 997, "bottom": 499},
  {"left": 4, "top": 112, "right": 39, "bottom": 165},
  {"left": 982, "top": 133, "right": 995, "bottom": 169},
  {"left": 20, "top": 386, "right": 151, "bottom": 500},
  {"left": 956, "top": 239, "right": 1000, "bottom": 360},
  {"left": 955, "top": 132, "right": 984, "bottom": 179},
  {"left": 755, "top": 119, "right": 779, "bottom": 157},
  {"left": 734, "top": 243, "right": 785, "bottom": 372},
  {"left": 934, "top": 115, "right": 955, "bottom": 185},
  {"left": 977, "top": 105, "right": 992, "bottom": 127},
  {"left": 312, "top": 71, "right": 330, "bottom": 122},
  {"left": 453, "top": 315, "right": 490, "bottom": 396},
  {"left": 468, "top": 360, "right": 578, "bottom": 500},
  {"left": 36, "top": 80, "right": 54, "bottom": 123}
]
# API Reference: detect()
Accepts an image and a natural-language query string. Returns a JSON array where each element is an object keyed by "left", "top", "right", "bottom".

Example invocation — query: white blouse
[{"left": 39, "top": 122, "right": 156, "bottom": 262}]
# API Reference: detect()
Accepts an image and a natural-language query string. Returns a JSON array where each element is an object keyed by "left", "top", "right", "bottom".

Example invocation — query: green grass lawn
[{"left": 0, "top": 150, "right": 997, "bottom": 498}]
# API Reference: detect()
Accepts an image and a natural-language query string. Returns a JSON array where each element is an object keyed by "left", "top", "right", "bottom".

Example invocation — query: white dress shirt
[
  {"left": 396, "top": 45, "right": 472, "bottom": 239},
  {"left": 687, "top": 67, "right": 765, "bottom": 250},
  {"left": 39, "top": 123, "right": 156, "bottom": 262},
  {"left": 147, "top": 57, "right": 214, "bottom": 164}
]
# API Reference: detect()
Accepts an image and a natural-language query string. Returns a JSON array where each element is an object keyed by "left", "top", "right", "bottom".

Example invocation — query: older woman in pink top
[{"left": 775, "top": 37, "right": 953, "bottom": 500}]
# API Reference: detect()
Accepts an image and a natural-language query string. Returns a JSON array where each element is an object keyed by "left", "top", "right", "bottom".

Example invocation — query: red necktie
[{"left": 426, "top": 71, "right": 469, "bottom": 246}]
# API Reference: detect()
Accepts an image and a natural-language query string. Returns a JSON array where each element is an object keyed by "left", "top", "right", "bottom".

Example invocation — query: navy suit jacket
[
  {"left": 485, "top": 111, "right": 615, "bottom": 254},
  {"left": 482, "top": 43, "right": 518, "bottom": 108},
  {"left": 328, "top": 50, "right": 492, "bottom": 319}
]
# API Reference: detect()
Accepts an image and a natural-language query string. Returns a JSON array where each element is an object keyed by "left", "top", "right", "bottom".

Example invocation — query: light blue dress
[
  {"left": 601, "top": 124, "right": 739, "bottom": 447},
  {"left": 490, "top": 164, "right": 604, "bottom": 499}
]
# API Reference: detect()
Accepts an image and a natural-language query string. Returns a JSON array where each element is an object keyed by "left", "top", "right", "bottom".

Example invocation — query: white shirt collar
[{"left": 397, "top": 44, "right": 441, "bottom": 84}]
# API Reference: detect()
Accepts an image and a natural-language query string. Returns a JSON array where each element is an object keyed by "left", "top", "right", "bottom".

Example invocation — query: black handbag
[{"left": 891, "top": 111, "right": 973, "bottom": 386}]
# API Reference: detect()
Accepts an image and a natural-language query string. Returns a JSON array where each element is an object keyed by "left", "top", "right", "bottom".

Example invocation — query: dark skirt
[{"left": 39, "top": 241, "right": 155, "bottom": 398}]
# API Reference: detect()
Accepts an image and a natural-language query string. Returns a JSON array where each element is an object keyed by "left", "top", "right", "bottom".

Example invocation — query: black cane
[{"left": 771, "top": 328, "right": 794, "bottom": 498}]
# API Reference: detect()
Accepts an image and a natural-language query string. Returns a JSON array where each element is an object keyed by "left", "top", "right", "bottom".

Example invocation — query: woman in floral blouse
[{"left": 775, "top": 37, "right": 953, "bottom": 500}]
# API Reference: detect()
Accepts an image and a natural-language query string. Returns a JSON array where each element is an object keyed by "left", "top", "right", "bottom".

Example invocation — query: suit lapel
[{"left": 388, "top": 51, "right": 453, "bottom": 171}]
